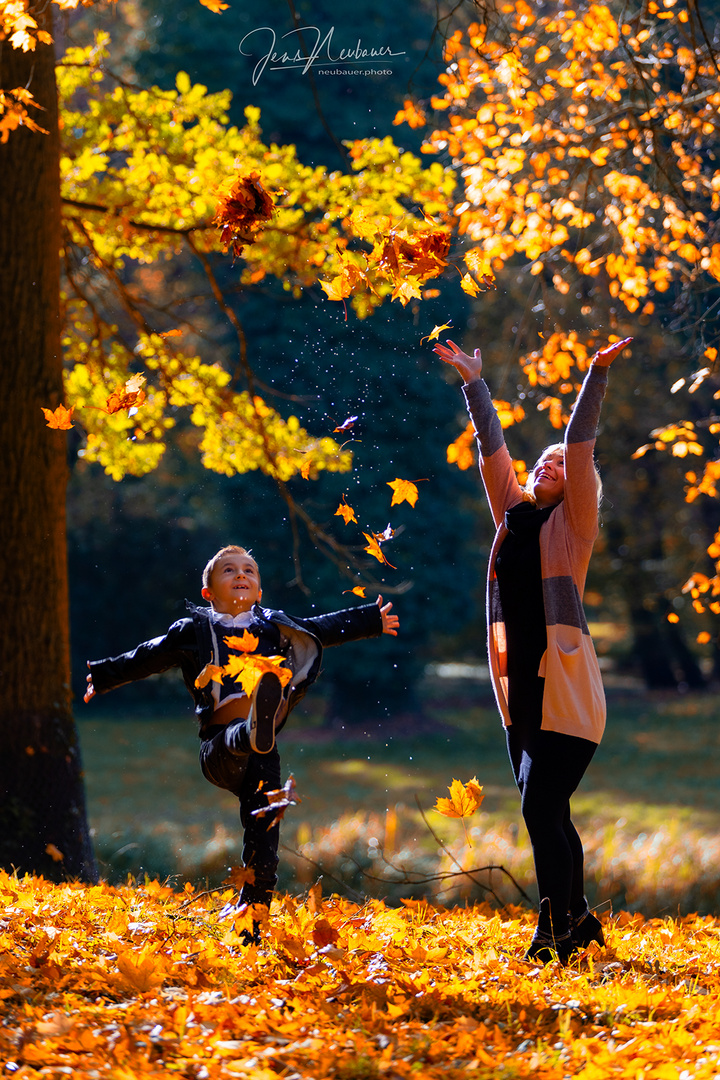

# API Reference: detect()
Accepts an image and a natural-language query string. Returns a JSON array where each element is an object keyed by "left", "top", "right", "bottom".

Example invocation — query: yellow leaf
[
  {"left": 225, "top": 630, "right": 260, "bottom": 653},
  {"left": 387, "top": 477, "right": 425, "bottom": 507},
  {"left": 334, "top": 496, "right": 358, "bottom": 525},
  {"left": 420, "top": 322, "right": 453, "bottom": 344},
  {"left": 194, "top": 663, "right": 224, "bottom": 689},
  {"left": 343, "top": 586, "right": 367, "bottom": 597},
  {"left": 434, "top": 777, "right": 484, "bottom": 818}
]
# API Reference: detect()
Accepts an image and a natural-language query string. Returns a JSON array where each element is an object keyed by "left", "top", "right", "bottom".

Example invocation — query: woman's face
[{"left": 529, "top": 448, "right": 565, "bottom": 508}]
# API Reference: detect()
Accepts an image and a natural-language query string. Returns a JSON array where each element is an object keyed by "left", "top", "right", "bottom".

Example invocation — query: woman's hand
[
  {"left": 591, "top": 336, "right": 633, "bottom": 368},
  {"left": 377, "top": 595, "right": 399, "bottom": 636},
  {"left": 433, "top": 338, "right": 483, "bottom": 382}
]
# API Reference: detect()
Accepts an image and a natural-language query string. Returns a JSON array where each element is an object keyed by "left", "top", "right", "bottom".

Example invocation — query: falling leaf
[
  {"left": 195, "top": 663, "right": 224, "bottom": 689},
  {"left": 199, "top": 0, "right": 229, "bottom": 10},
  {"left": 420, "top": 322, "right": 453, "bottom": 344},
  {"left": 250, "top": 774, "right": 300, "bottom": 826},
  {"left": 223, "top": 653, "right": 293, "bottom": 697},
  {"left": 342, "top": 586, "right": 367, "bottom": 597},
  {"left": 225, "top": 630, "right": 260, "bottom": 653},
  {"left": 45, "top": 843, "right": 64, "bottom": 862},
  {"left": 363, "top": 529, "right": 396, "bottom": 568},
  {"left": 460, "top": 272, "right": 481, "bottom": 296},
  {"left": 159, "top": 328, "right": 183, "bottom": 338},
  {"left": 334, "top": 496, "right": 358, "bottom": 525},
  {"left": 106, "top": 374, "right": 147, "bottom": 415},
  {"left": 300, "top": 460, "right": 312, "bottom": 480},
  {"left": 434, "top": 777, "right": 485, "bottom": 818},
  {"left": 41, "top": 405, "right": 74, "bottom": 430},
  {"left": 333, "top": 416, "right": 358, "bottom": 433},
  {"left": 387, "top": 478, "right": 426, "bottom": 507},
  {"left": 223, "top": 866, "right": 256, "bottom": 890}
]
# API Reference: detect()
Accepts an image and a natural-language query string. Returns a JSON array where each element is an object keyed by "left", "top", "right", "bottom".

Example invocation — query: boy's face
[{"left": 202, "top": 553, "right": 261, "bottom": 614}]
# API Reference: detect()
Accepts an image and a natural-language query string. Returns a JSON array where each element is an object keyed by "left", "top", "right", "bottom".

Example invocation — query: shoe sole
[{"left": 249, "top": 672, "right": 282, "bottom": 753}]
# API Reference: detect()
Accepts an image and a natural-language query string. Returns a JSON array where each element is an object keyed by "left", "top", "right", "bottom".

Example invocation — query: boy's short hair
[{"left": 202, "top": 545, "right": 258, "bottom": 589}]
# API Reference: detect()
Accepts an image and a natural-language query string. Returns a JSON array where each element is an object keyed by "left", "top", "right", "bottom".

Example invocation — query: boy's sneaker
[{"left": 247, "top": 672, "right": 283, "bottom": 753}]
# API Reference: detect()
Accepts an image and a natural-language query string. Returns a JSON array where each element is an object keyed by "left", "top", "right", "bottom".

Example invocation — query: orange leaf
[
  {"left": 223, "top": 866, "right": 256, "bottom": 889},
  {"left": 250, "top": 774, "right": 300, "bottom": 826},
  {"left": 199, "top": 0, "right": 229, "bottom": 9},
  {"left": 194, "top": 663, "right": 224, "bottom": 689},
  {"left": 214, "top": 171, "right": 276, "bottom": 257},
  {"left": 225, "top": 630, "right": 260, "bottom": 653},
  {"left": 223, "top": 653, "right": 293, "bottom": 697},
  {"left": 41, "top": 404, "right": 74, "bottom": 430},
  {"left": 343, "top": 586, "right": 367, "bottom": 597},
  {"left": 335, "top": 496, "right": 358, "bottom": 525},
  {"left": 460, "top": 272, "right": 481, "bottom": 296},
  {"left": 106, "top": 374, "right": 147, "bottom": 415},
  {"left": 434, "top": 777, "right": 484, "bottom": 818},
  {"left": 363, "top": 528, "right": 396, "bottom": 568},
  {"left": 159, "top": 328, "right": 183, "bottom": 338},
  {"left": 45, "top": 843, "right": 64, "bottom": 862},
  {"left": 387, "top": 478, "right": 426, "bottom": 507}
]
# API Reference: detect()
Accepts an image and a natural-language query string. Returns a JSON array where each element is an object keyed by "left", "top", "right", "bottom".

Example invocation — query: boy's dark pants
[{"left": 199, "top": 722, "right": 282, "bottom": 907}]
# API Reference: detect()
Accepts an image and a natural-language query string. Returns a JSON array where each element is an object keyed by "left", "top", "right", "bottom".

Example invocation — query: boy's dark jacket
[{"left": 88, "top": 601, "right": 383, "bottom": 733}]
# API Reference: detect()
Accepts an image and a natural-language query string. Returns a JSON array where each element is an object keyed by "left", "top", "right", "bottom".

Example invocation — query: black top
[{"left": 494, "top": 501, "right": 555, "bottom": 726}]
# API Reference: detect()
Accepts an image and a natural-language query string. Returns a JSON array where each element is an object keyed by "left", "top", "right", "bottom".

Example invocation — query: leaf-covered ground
[{"left": 3, "top": 870, "right": 720, "bottom": 1079}]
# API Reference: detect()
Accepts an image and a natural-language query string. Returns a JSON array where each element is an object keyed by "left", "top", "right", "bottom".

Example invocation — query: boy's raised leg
[{"left": 247, "top": 671, "right": 284, "bottom": 754}]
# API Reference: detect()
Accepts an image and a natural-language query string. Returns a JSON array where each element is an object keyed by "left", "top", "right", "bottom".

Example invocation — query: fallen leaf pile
[{"left": 4, "top": 869, "right": 720, "bottom": 1078}]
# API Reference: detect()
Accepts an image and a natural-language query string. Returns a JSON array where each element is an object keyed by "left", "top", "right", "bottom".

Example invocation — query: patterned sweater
[{"left": 463, "top": 364, "right": 609, "bottom": 744}]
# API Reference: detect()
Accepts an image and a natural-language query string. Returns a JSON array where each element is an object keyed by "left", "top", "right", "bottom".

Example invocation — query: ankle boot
[
  {"left": 570, "top": 906, "right": 605, "bottom": 949},
  {"left": 525, "top": 928, "right": 575, "bottom": 965}
]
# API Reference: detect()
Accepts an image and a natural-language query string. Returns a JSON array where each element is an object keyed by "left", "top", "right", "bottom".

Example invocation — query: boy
[{"left": 84, "top": 545, "right": 399, "bottom": 925}]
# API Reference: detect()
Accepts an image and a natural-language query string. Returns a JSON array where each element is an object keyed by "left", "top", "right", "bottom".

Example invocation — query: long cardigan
[{"left": 463, "top": 364, "right": 609, "bottom": 745}]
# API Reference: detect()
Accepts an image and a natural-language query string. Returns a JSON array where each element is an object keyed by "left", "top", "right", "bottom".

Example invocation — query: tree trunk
[{"left": 0, "top": 9, "right": 97, "bottom": 881}]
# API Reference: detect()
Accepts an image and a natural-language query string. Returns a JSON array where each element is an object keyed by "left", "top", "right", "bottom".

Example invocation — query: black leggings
[{"left": 506, "top": 722, "right": 596, "bottom": 936}]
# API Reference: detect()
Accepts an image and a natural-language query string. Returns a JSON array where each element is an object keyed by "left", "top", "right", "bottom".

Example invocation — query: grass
[{"left": 77, "top": 685, "right": 720, "bottom": 914}]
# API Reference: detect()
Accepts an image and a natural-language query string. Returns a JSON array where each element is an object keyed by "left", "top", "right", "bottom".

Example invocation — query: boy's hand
[
  {"left": 84, "top": 663, "right": 95, "bottom": 703},
  {"left": 433, "top": 338, "right": 483, "bottom": 383},
  {"left": 377, "top": 594, "right": 399, "bottom": 636}
]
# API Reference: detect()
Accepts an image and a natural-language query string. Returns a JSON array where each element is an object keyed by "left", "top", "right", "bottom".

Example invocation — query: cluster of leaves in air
[
  {"left": 194, "top": 628, "right": 293, "bottom": 700},
  {"left": 5, "top": 869, "right": 720, "bottom": 1079},
  {"left": 334, "top": 466, "right": 427, "bottom": 575}
]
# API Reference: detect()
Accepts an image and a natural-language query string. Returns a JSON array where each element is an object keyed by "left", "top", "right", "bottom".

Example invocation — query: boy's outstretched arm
[
  {"left": 84, "top": 666, "right": 95, "bottom": 703},
  {"left": 377, "top": 594, "right": 399, "bottom": 636}
]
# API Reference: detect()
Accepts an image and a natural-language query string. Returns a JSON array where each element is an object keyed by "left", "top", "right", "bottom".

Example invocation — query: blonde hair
[
  {"left": 523, "top": 444, "right": 603, "bottom": 509},
  {"left": 202, "top": 545, "right": 258, "bottom": 590}
]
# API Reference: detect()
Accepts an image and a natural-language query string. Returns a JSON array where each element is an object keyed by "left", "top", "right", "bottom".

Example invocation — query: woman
[{"left": 435, "top": 334, "right": 632, "bottom": 962}]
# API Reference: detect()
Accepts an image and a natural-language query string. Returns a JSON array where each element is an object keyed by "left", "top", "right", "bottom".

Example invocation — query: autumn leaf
[
  {"left": 194, "top": 663, "right": 224, "bottom": 689},
  {"left": 420, "top": 322, "right": 453, "bottom": 344},
  {"left": 334, "top": 496, "right": 358, "bottom": 525},
  {"left": 115, "top": 943, "right": 167, "bottom": 992},
  {"left": 363, "top": 529, "right": 396, "bottom": 569},
  {"left": 45, "top": 843, "right": 64, "bottom": 862},
  {"left": 159, "top": 328, "right": 183, "bottom": 338},
  {"left": 223, "top": 653, "right": 293, "bottom": 697},
  {"left": 333, "top": 416, "right": 358, "bottom": 433},
  {"left": 214, "top": 171, "right": 276, "bottom": 257},
  {"left": 250, "top": 774, "right": 300, "bottom": 826},
  {"left": 225, "top": 630, "right": 260, "bottom": 653},
  {"left": 41, "top": 404, "right": 74, "bottom": 430},
  {"left": 435, "top": 777, "right": 485, "bottom": 819},
  {"left": 199, "top": 0, "right": 229, "bottom": 10},
  {"left": 387, "top": 478, "right": 426, "bottom": 508},
  {"left": 223, "top": 866, "right": 256, "bottom": 890},
  {"left": 105, "top": 374, "right": 147, "bottom": 415},
  {"left": 342, "top": 586, "right": 367, "bottom": 597},
  {"left": 460, "top": 272, "right": 481, "bottom": 296}
]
